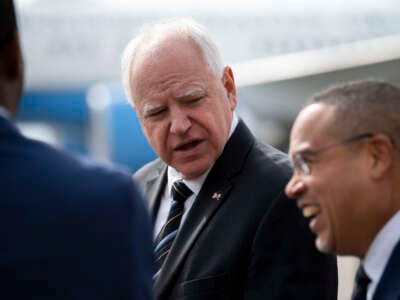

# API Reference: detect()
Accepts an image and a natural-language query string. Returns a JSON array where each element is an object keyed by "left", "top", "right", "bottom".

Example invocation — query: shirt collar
[
  {"left": 229, "top": 112, "right": 239, "bottom": 140},
  {"left": 167, "top": 112, "right": 239, "bottom": 192},
  {"left": 167, "top": 166, "right": 211, "bottom": 197},
  {"left": 363, "top": 210, "right": 400, "bottom": 285}
]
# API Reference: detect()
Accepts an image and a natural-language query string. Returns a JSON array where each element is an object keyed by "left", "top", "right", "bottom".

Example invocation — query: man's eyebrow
[
  {"left": 292, "top": 147, "right": 316, "bottom": 158},
  {"left": 174, "top": 88, "right": 206, "bottom": 99},
  {"left": 142, "top": 102, "right": 164, "bottom": 115}
]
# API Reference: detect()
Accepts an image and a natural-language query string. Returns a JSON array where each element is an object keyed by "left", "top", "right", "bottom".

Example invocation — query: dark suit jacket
[
  {"left": 0, "top": 114, "right": 154, "bottom": 300},
  {"left": 372, "top": 239, "right": 400, "bottom": 300},
  {"left": 135, "top": 120, "right": 337, "bottom": 300}
]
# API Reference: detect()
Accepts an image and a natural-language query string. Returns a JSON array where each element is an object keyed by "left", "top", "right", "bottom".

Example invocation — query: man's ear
[
  {"left": 0, "top": 31, "right": 23, "bottom": 80},
  {"left": 222, "top": 66, "right": 237, "bottom": 110},
  {"left": 367, "top": 134, "right": 395, "bottom": 180}
]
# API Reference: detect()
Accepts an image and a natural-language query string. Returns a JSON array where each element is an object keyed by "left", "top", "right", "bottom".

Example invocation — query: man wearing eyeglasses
[{"left": 285, "top": 79, "right": 400, "bottom": 300}]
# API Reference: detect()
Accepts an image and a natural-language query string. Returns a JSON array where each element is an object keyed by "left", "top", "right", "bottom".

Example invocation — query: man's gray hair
[
  {"left": 121, "top": 17, "right": 224, "bottom": 106},
  {"left": 309, "top": 79, "right": 400, "bottom": 146}
]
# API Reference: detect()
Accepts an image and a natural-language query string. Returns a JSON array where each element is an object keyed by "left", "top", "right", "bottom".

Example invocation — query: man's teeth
[{"left": 302, "top": 205, "right": 320, "bottom": 218}]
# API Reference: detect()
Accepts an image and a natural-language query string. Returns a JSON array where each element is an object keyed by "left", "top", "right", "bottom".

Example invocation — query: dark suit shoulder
[
  {"left": 373, "top": 239, "right": 400, "bottom": 300},
  {"left": 2, "top": 130, "right": 140, "bottom": 204},
  {"left": 0, "top": 117, "right": 154, "bottom": 300},
  {"left": 134, "top": 158, "right": 165, "bottom": 188},
  {"left": 238, "top": 139, "right": 292, "bottom": 200},
  {"left": 253, "top": 140, "right": 292, "bottom": 178}
]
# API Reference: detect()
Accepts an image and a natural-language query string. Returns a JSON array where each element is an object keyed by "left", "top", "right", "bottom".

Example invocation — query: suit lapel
[
  {"left": 154, "top": 120, "right": 255, "bottom": 299},
  {"left": 372, "top": 239, "right": 400, "bottom": 300},
  {"left": 143, "top": 162, "right": 167, "bottom": 220},
  {"left": 155, "top": 176, "right": 232, "bottom": 299}
]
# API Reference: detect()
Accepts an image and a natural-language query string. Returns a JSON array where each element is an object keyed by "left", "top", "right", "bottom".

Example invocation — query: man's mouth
[
  {"left": 302, "top": 204, "right": 323, "bottom": 233},
  {"left": 175, "top": 140, "right": 202, "bottom": 151},
  {"left": 302, "top": 205, "right": 321, "bottom": 218}
]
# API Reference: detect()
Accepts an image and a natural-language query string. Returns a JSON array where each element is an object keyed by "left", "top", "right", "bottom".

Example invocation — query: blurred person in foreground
[
  {"left": 0, "top": 1, "right": 153, "bottom": 299},
  {"left": 121, "top": 17, "right": 337, "bottom": 300},
  {"left": 285, "top": 79, "right": 400, "bottom": 300}
]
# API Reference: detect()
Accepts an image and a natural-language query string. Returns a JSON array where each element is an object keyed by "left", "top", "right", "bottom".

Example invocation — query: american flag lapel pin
[{"left": 212, "top": 192, "right": 222, "bottom": 201}]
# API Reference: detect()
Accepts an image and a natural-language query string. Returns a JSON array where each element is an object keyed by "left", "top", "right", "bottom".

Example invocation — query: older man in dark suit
[
  {"left": 121, "top": 18, "right": 337, "bottom": 300},
  {"left": 285, "top": 80, "right": 400, "bottom": 300},
  {"left": 0, "top": 1, "right": 153, "bottom": 299}
]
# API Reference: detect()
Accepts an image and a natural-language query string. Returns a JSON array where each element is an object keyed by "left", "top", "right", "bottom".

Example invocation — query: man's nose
[
  {"left": 285, "top": 175, "right": 307, "bottom": 199},
  {"left": 170, "top": 111, "right": 191, "bottom": 135}
]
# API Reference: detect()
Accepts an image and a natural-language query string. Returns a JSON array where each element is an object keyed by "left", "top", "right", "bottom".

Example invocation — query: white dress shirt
[
  {"left": 154, "top": 113, "right": 239, "bottom": 238},
  {"left": 363, "top": 210, "right": 400, "bottom": 300}
]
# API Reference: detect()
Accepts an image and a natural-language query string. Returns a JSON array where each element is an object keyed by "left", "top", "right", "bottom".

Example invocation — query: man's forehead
[
  {"left": 289, "top": 103, "right": 336, "bottom": 152},
  {"left": 295, "top": 103, "right": 336, "bottom": 132},
  {"left": 131, "top": 39, "right": 205, "bottom": 96},
  {"left": 139, "top": 84, "right": 205, "bottom": 102}
]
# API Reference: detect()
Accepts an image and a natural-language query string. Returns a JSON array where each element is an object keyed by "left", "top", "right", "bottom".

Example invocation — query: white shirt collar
[
  {"left": 167, "top": 166, "right": 210, "bottom": 198},
  {"left": 229, "top": 112, "right": 239, "bottom": 140},
  {"left": 363, "top": 210, "right": 400, "bottom": 299}
]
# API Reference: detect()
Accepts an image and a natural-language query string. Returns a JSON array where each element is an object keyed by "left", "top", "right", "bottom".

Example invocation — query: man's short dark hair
[
  {"left": 308, "top": 79, "right": 400, "bottom": 145},
  {"left": 0, "top": 0, "right": 17, "bottom": 48}
]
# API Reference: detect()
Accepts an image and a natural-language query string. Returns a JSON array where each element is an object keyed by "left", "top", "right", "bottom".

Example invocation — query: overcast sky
[{"left": 15, "top": 0, "right": 400, "bottom": 14}]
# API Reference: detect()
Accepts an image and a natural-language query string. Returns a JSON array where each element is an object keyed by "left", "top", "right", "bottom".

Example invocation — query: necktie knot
[
  {"left": 171, "top": 180, "right": 193, "bottom": 203},
  {"left": 351, "top": 266, "right": 371, "bottom": 300},
  {"left": 355, "top": 266, "right": 371, "bottom": 286}
]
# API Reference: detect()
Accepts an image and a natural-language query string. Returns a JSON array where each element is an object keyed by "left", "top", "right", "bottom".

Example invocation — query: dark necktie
[
  {"left": 153, "top": 180, "right": 193, "bottom": 280},
  {"left": 351, "top": 265, "right": 371, "bottom": 300}
]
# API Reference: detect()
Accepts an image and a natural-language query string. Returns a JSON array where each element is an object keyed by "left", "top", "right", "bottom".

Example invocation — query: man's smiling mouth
[{"left": 302, "top": 205, "right": 321, "bottom": 218}]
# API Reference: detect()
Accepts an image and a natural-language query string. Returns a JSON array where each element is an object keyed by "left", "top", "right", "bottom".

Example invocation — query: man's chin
[
  {"left": 315, "top": 237, "right": 334, "bottom": 254},
  {"left": 174, "top": 160, "right": 212, "bottom": 179},
  {"left": 176, "top": 166, "right": 208, "bottom": 180}
]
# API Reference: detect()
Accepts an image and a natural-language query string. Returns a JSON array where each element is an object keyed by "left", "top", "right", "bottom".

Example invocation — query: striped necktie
[
  {"left": 351, "top": 265, "right": 371, "bottom": 300},
  {"left": 153, "top": 180, "right": 193, "bottom": 280}
]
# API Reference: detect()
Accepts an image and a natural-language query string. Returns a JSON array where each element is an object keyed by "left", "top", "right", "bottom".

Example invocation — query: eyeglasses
[{"left": 292, "top": 133, "right": 374, "bottom": 176}]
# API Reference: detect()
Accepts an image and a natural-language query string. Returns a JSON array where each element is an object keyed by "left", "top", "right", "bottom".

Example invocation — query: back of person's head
[
  {"left": 121, "top": 17, "right": 224, "bottom": 105},
  {"left": 0, "top": 0, "right": 17, "bottom": 49},
  {"left": 309, "top": 79, "right": 400, "bottom": 151},
  {"left": 0, "top": 0, "right": 23, "bottom": 116}
]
